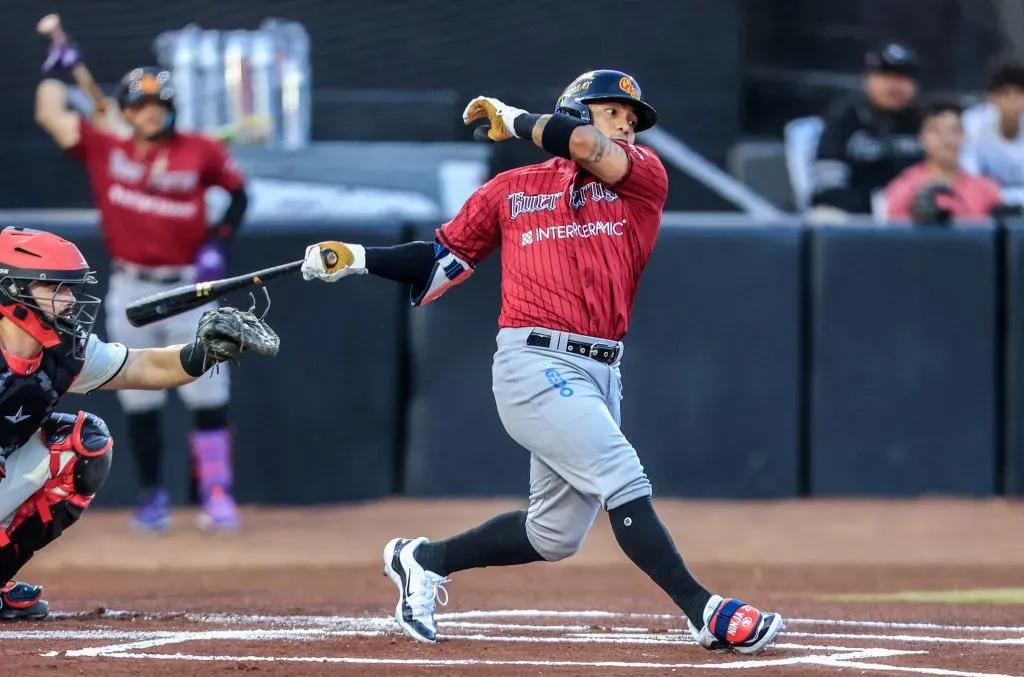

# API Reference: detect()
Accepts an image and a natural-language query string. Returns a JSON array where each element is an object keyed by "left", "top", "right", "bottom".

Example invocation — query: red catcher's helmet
[{"left": 0, "top": 228, "right": 100, "bottom": 355}]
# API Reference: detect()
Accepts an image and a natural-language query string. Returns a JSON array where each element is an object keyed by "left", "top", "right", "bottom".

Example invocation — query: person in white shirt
[{"left": 961, "top": 60, "right": 1024, "bottom": 203}]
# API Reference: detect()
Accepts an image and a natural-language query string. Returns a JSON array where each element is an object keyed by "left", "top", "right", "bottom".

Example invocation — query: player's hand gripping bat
[
  {"left": 124, "top": 246, "right": 344, "bottom": 328},
  {"left": 37, "top": 14, "right": 108, "bottom": 117}
]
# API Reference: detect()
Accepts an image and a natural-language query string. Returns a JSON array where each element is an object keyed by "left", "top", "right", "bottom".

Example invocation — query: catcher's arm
[
  {"left": 100, "top": 346, "right": 197, "bottom": 390},
  {"left": 35, "top": 79, "right": 81, "bottom": 150}
]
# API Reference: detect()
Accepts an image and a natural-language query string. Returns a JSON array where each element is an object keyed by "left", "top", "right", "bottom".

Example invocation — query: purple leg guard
[{"left": 190, "top": 428, "right": 233, "bottom": 498}]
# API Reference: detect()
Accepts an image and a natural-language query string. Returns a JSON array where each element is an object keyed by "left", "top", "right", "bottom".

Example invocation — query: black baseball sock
[
  {"left": 609, "top": 496, "right": 713, "bottom": 627},
  {"left": 413, "top": 510, "right": 544, "bottom": 577},
  {"left": 127, "top": 411, "right": 162, "bottom": 490}
]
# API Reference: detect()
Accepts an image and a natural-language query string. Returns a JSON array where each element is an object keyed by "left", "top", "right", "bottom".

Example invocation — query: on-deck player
[
  {"left": 34, "top": 58, "right": 250, "bottom": 533},
  {"left": 299, "top": 69, "right": 784, "bottom": 655},
  {"left": 0, "top": 227, "right": 276, "bottom": 620}
]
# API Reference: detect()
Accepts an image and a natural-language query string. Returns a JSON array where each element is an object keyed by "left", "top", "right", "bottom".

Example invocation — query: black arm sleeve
[
  {"left": 210, "top": 187, "right": 249, "bottom": 243},
  {"left": 364, "top": 241, "right": 436, "bottom": 286}
]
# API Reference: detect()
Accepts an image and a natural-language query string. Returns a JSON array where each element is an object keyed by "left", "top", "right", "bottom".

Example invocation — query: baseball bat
[
  {"left": 125, "top": 260, "right": 302, "bottom": 328},
  {"left": 37, "top": 13, "right": 108, "bottom": 116},
  {"left": 124, "top": 244, "right": 347, "bottom": 327}
]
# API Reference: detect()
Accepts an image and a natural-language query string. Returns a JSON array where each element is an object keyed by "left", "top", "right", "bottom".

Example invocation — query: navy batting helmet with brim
[
  {"left": 554, "top": 69, "right": 658, "bottom": 132},
  {"left": 115, "top": 66, "right": 175, "bottom": 110},
  {"left": 115, "top": 66, "right": 177, "bottom": 137}
]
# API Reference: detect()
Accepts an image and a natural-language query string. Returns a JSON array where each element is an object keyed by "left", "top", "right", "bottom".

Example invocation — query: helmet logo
[
  {"left": 559, "top": 78, "right": 593, "bottom": 105},
  {"left": 618, "top": 76, "right": 640, "bottom": 100},
  {"left": 135, "top": 74, "right": 161, "bottom": 95}
]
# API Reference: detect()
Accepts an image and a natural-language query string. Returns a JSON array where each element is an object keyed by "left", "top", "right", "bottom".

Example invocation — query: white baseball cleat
[
  {"left": 687, "top": 595, "right": 785, "bottom": 655},
  {"left": 383, "top": 536, "right": 449, "bottom": 643}
]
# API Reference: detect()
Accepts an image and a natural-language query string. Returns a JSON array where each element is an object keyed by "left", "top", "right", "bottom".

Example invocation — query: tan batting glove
[
  {"left": 463, "top": 96, "right": 528, "bottom": 142},
  {"left": 301, "top": 241, "right": 366, "bottom": 282}
]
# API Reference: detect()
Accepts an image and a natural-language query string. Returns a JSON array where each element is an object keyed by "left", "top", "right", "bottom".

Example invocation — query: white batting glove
[
  {"left": 301, "top": 241, "right": 367, "bottom": 282},
  {"left": 463, "top": 96, "right": 528, "bottom": 142}
]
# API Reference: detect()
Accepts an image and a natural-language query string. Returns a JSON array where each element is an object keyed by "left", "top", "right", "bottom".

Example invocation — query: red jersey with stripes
[
  {"left": 436, "top": 140, "right": 667, "bottom": 340},
  {"left": 68, "top": 118, "right": 245, "bottom": 266}
]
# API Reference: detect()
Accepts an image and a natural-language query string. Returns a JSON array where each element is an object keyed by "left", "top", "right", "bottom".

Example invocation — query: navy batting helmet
[
  {"left": 554, "top": 70, "right": 658, "bottom": 132},
  {"left": 114, "top": 66, "right": 176, "bottom": 137}
]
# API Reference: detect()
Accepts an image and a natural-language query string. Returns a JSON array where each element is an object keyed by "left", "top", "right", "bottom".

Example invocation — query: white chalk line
[
  {"left": 783, "top": 630, "right": 1024, "bottom": 646},
  {"left": 13, "top": 619, "right": 1024, "bottom": 649},
  {"left": 14, "top": 608, "right": 1024, "bottom": 675},
  {"left": 52, "top": 647, "right": 916, "bottom": 670},
  {"left": 0, "top": 627, "right": 925, "bottom": 655},
  {"left": 48, "top": 608, "right": 1024, "bottom": 635},
  {"left": 809, "top": 659, "right": 1024, "bottom": 677}
]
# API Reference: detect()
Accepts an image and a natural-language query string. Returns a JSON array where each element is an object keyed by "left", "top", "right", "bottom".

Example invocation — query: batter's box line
[
  {"left": 49, "top": 608, "right": 1024, "bottom": 636},
  {"left": 435, "top": 610, "right": 1024, "bottom": 635},
  {"left": 51, "top": 647, "right": 919, "bottom": 671}
]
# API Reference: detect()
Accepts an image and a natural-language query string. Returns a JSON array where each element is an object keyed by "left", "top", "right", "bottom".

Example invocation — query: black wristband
[
  {"left": 513, "top": 113, "right": 543, "bottom": 140},
  {"left": 179, "top": 342, "right": 210, "bottom": 377},
  {"left": 541, "top": 114, "right": 588, "bottom": 159}
]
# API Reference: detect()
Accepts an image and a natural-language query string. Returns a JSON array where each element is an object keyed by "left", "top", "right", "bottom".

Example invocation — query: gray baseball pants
[{"left": 491, "top": 326, "right": 652, "bottom": 562}]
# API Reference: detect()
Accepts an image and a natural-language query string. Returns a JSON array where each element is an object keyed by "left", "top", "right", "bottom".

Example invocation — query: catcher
[{"left": 0, "top": 227, "right": 278, "bottom": 620}]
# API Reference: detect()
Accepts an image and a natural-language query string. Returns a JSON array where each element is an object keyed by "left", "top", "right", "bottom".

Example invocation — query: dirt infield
[{"left": 3, "top": 498, "right": 1024, "bottom": 675}]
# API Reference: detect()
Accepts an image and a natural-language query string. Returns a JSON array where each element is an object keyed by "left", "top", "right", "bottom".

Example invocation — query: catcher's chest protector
[{"left": 0, "top": 337, "right": 84, "bottom": 461}]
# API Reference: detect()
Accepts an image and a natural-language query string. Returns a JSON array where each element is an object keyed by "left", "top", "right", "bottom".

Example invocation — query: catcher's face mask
[{"left": 24, "top": 280, "right": 101, "bottom": 350}]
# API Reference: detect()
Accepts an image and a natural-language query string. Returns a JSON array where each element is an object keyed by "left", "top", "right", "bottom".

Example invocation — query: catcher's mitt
[{"left": 192, "top": 294, "right": 280, "bottom": 371}]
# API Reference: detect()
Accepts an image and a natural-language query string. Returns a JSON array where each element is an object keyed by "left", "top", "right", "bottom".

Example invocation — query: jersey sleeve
[
  {"left": 435, "top": 177, "right": 503, "bottom": 265},
  {"left": 610, "top": 141, "right": 668, "bottom": 214},
  {"left": 202, "top": 138, "right": 246, "bottom": 191},
  {"left": 69, "top": 335, "right": 129, "bottom": 394},
  {"left": 66, "top": 117, "right": 115, "bottom": 163}
]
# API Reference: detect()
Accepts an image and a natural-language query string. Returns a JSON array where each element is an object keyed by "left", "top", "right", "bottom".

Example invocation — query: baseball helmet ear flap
[{"left": 554, "top": 69, "right": 658, "bottom": 132}]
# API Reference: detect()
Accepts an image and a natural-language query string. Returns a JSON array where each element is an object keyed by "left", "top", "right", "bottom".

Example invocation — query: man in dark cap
[{"left": 810, "top": 42, "right": 926, "bottom": 218}]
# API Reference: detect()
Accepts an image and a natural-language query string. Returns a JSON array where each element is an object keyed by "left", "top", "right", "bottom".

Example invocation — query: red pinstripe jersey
[{"left": 436, "top": 140, "right": 668, "bottom": 341}]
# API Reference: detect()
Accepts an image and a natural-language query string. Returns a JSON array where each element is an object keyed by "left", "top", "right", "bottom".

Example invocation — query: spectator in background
[
  {"left": 884, "top": 99, "right": 1002, "bottom": 223},
  {"left": 810, "top": 42, "right": 925, "bottom": 221},
  {"left": 961, "top": 60, "right": 1024, "bottom": 202}
]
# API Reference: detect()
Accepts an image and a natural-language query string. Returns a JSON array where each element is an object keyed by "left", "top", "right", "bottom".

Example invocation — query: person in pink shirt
[{"left": 885, "top": 99, "right": 1003, "bottom": 223}]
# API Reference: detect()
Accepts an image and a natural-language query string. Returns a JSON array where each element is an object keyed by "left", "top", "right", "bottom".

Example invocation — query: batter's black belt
[{"left": 526, "top": 331, "right": 620, "bottom": 365}]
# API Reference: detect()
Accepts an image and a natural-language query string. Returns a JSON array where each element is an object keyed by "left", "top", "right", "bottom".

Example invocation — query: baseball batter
[
  {"left": 301, "top": 69, "right": 784, "bottom": 655},
  {"left": 34, "top": 54, "right": 250, "bottom": 532},
  {"left": 0, "top": 227, "right": 277, "bottom": 620}
]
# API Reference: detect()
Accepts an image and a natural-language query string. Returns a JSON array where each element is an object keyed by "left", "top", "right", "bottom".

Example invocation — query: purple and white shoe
[
  {"left": 130, "top": 487, "right": 171, "bottom": 533},
  {"left": 196, "top": 486, "right": 241, "bottom": 532}
]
